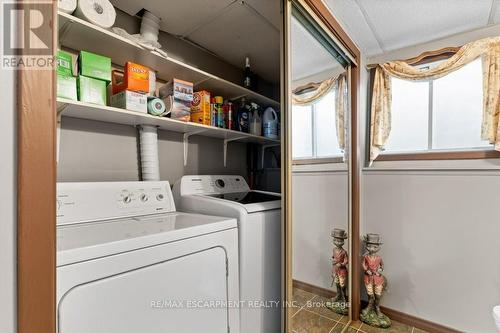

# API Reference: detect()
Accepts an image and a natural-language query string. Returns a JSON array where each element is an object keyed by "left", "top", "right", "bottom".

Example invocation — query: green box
[
  {"left": 57, "top": 50, "right": 73, "bottom": 76},
  {"left": 77, "top": 75, "right": 107, "bottom": 106},
  {"left": 57, "top": 73, "right": 77, "bottom": 101},
  {"left": 79, "top": 50, "right": 111, "bottom": 82}
]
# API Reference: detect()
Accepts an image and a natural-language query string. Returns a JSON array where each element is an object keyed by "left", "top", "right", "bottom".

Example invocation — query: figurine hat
[
  {"left": 363, "top": 233, "right": 383, "bottom": 245},
  {"left": 331, "top": 228, "right": 348, "bottom": 239}
]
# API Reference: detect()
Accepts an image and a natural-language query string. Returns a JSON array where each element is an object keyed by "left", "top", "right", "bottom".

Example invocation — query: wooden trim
[
  {"left": 285, "top": 0, "right": 361, "bottom": 324},
  {"left": 292, "top": 157, "right": 344, "bottom": 165},
  {"left": 282, "top": 1, "right": 293, "bottom": 332},
  {"left": 367, "top": 46, "right": 460, "bottom": 68},
  {"left": 293, "top": 280, "right": 335, "bottom": 299},
  {"left": 292, "top": 81, "right": 321, "bottom": 94},
  {"left": 404, "top": 46, "right": 460, "bottom": 65},
  {"left": 350, "top": 64, "right": 361, "bottom": 321},
  {"left": 360, "top": 301, "right": 462, "bottom": 333},
  {"left": 17, "top": 1, "right": 57, "bottom": 333},
  {"left": 301, "top": 0, "right": 361, "bottom": 61},
  {"left": 382, "top": 307, "right": 462, "bottom": 333},
  {"left": 377, "top": 150, "right": 500, "bottom": 161}
]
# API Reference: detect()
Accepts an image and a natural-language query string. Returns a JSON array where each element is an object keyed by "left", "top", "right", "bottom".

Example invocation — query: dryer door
[{"left": 58, "top": 247, "right": 228, "bottom": 333}]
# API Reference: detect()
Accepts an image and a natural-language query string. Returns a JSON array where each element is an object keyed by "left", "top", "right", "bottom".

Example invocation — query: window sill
[
  {"left": 293, "top": 162, "right": 347, "bottom": 173},
  {"left": 292, "top": 157, "right": 344, "bottom": 165},
  {"left": 376, "top": 150, "right": 500, "bottom": 161},
  {"left": 365, "top": 151, "right": 500, "bottom": 173}
]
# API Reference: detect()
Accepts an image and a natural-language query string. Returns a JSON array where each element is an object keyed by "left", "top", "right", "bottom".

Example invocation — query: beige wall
[
  {"left": 359, "top": 29, "right": 500, "bottom": 332},
  {"left": 57, "top": 117, "right": 248, "bottom": 183},
  {"left": 363, "top": 170, "right": 500, "bottom": 332},
  {"left": 292, "top": 166, "right": 349, "bottom": 290}
]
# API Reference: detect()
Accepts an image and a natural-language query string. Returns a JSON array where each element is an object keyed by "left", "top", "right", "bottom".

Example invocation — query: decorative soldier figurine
[
  {"left": 360, "top": 233, "right": 391, "bottom": 328},
  {"left": 327, "top": 228, "right": 348, "bottom": 315}
]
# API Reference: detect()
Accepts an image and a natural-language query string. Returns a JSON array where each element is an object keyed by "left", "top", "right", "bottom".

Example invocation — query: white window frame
[
  {"left": 292, "top": 91, "right": 344, "bottom": 164},
  {"left": 377, "top": 59, "right": 498, "bottom": 161}
]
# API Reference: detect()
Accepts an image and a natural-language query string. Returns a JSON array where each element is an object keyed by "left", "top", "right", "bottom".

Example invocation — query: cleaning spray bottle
[{"left": 249, "top": 102, "right": 262, "bottom": 136}]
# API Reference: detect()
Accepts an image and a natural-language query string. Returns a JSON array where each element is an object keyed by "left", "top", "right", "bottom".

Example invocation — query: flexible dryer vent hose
[{"left": 138, "top": 125, "right": 160, "bottom": 181}]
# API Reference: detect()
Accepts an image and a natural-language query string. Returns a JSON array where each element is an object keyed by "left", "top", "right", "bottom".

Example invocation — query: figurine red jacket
[
  {"left": 363, "top": 255, "right": 384, "bottom": 286},
  {"left": 332, "top": 248, "right": 348, "bottom": 277}
]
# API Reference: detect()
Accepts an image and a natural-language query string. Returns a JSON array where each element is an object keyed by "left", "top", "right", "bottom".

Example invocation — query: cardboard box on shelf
[
  {"left": 57, "top": 50, "right": 73, "bottom": 76},
  {"left": 77, "top": 75, "right": 107, "bottom": 106},
  {"left": 111, "top": 90, "right": 147, "bottom": 113},
  {"left": 57, "top": 73, "right": 77, "bottom": 101},
  {"left": 159, "top": 78, "right": 194, "bottom": 122},
  {"left": 112, "top": 62, "right": 150, "bottom": 94},
  {"left": 190, "top": 90, "right": 211, "bottom": 125},
  {"left": 79, "top": 51, "right": 111, "bottom": 82}
]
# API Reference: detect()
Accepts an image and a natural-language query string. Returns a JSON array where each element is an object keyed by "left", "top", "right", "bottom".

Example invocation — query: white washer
[
  {"left": 173, "top": 175, "right": 281, "bottom": 333},
  {"left": 57, "top": 181, "right": 240, "bottom": 333}
]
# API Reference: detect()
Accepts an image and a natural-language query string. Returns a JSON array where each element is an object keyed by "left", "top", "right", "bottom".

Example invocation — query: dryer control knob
[
  {"left": 156, "top": 194, "right": 164, "bottom": 201},
  {"left": 123, "top": 196, "right": 132, "bottom": 204},
  {"left": 215, "top": 179, "right": 225, "bottom": 188},
  {"left": 140, "top": 194, "right": 149, "bottom": 202}
]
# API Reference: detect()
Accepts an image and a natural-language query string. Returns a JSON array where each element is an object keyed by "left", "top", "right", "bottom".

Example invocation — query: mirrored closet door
[{"left": 284, "top": 1, "right": 354, "bottom": 331}]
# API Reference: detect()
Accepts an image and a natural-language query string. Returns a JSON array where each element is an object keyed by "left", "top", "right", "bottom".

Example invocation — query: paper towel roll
[
  {"left": 58, "top": 0, "right": 76, "bottom": 14},
  {"left": 74, "top": 0, "right": 116, "bottom": 29}
]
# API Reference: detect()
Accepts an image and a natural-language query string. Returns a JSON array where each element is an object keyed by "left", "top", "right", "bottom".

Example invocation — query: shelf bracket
[
  {"left": 261, "top": 143, "right": 280, "bottom": 169},
  {"left": 183, "top": 130, "right": 206, "bottom": 166},
  {"left": 223, "top": 136, "right": 247, "bottom": 167},
  {"left": 57, "top": 102, "right": 69, "bottom": 116}
]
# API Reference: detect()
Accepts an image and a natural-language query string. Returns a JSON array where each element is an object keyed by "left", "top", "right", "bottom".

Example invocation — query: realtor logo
[{"left": 1, "top": 1, "right": 54, "bottom": 69}]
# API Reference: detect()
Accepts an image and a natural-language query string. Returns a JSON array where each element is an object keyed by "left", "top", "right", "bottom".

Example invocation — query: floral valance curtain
[
  {"left": 370, "top": 36, "right": 500, "bottom": 162},
  {"left": 293, "top": 74, "right": 348, "bottom": 154}
]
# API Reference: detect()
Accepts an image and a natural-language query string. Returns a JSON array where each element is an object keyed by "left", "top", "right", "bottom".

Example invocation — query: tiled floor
[{"left": 291, "top": 287, "right": 429, "bottom": 333}]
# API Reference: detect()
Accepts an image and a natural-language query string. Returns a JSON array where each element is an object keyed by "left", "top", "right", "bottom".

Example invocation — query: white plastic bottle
[
  {"left": 263, "top": 107, "right": 278, "bottom": 139},
  {"left": 249, "top": 103, "right": 262, "bottom": 136}
]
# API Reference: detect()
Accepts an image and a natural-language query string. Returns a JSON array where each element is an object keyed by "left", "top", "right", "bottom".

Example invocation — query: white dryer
[
  {"left": 56, "top": 181, "right": 240, "bottom": 333},
  {"left": 173, "top": 175, "right": 281, "bottom": 333}
]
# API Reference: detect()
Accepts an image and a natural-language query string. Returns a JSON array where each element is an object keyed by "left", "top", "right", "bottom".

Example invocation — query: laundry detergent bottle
[
  {"left": 263, "top": 107, "right": 278, "bottom": 139},
  {"left": 249, "top": 103, "right": 262, "bottom": 136}
]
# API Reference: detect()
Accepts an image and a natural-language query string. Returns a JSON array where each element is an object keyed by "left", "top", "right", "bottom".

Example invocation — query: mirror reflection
[{"left": 290, "top": 8, "right": 351, "bottom": 331}]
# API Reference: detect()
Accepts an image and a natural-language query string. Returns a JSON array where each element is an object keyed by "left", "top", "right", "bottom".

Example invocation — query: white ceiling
[
  {"left": 324, "top": 0, "right": 500, "bottom": 57},
  {"left": 111, "top": 0, "right": 281, "bottom": 83}
]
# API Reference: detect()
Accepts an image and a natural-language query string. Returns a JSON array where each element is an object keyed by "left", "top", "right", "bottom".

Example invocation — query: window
[
  {"left": 292, "top": 91, "right": 343, "bottom": 160},
  {"left": 383, "top": 58, "right": 491, "bottom": 155}
]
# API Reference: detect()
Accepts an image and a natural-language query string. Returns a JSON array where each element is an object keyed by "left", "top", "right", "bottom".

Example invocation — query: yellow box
[{"left": 190, "top": 90, "right": 211, "bottom": 125}]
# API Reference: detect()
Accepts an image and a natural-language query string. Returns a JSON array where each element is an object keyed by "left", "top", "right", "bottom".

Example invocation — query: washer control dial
[
  {"left": 140, "top": 193, "right": 149, "bottom": 202},
  {"left": 215, "top": 179, "right": 225, "bottom": 188}
]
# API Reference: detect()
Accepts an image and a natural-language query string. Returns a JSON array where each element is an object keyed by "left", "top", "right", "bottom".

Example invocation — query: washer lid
[
  {"left": 57, "top": 212, "right": 236, "bottom": 266},
  {"left": 206, "top": 191, "right": 280, "bottom": 204},
  {"left": 200, "top": 189, "right": 281, "bottom": 213}
]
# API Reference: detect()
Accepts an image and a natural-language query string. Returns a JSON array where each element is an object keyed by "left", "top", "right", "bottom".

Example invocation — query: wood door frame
[
  {"left": 283, "top": 0, "right": 361, "bottom": 326},
  {"left": 17, "top": 1, "right": 57, "bottom": 333}
]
